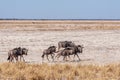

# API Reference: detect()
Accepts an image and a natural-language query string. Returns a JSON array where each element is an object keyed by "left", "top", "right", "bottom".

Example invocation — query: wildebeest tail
[
  {"left": 41, "top": 54, "right": 44, "bottom": 58},
  {"left": 7, "top": 56, "right": 10, "bottom": 60},
  {"left": 7, "top": 50, "right": 11, "bottom": 60}
]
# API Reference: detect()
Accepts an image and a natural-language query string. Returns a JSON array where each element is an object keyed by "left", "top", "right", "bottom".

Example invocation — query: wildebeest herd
[{"left": 7, "top": 41, "right": 84, "bottom": 62}]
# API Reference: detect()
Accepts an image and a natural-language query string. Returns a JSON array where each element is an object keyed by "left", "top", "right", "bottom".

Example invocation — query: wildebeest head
[
  {"left": 48, "top": 46, "right": 57, "bottom": 53},
  {"left": 22, "top": 48, "right": 28, "bottom": 55},
  {"left": 77, "top": 45, "right": 84, "bottom": 53},
  {"left": 48, "top": 46, "right": 56, "bottom": 53}
]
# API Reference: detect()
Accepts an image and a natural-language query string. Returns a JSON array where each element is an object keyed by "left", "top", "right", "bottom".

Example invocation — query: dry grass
[
  {"left": 0, "top": 20, "right": 120, "bottom": 30},
  {"left": 0, "top": 62, "right": 120, "bottom": 80}
]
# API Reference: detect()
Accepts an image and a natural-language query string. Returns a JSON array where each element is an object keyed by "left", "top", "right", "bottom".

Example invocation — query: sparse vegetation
[
  {"left": 0, "top": 20, "right": 120, "bottom": 30},
  {"left": 0, "top": 62, "right": 120, "bottom": 80}
]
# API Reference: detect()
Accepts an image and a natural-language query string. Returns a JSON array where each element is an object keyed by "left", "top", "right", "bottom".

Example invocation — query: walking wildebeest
[
  {"left": 56, "top": 45, "right": 84, "bottom": 61},
  {"left": 41, "top": 46, "right": 56, "bottom": 62},
  {"left": 7, "top": 47, "right": 28, "bottom": 62},
  {"left": 58, "top": 41, "right": 75, "bottom": 50}
]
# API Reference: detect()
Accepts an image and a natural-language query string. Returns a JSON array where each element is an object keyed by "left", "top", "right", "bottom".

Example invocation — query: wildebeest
[
  {"left": 41, "top": 46, "right": 56, "bottom": 62},
  {"left": 58, "top": 41, "right": 75, "bottom": 50},
  {"left": 7, "top": 47, "right": 28, "bottom": 62},
  {"left": 56, "top": 45, "right": 84, "bottom": 61}
]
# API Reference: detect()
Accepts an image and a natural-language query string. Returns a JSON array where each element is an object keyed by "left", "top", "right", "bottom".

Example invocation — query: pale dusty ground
[{"left": 0, "top": 27, "right": 120, "bottom": 65}]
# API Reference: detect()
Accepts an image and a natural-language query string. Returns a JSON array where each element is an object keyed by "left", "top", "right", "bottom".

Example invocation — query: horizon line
[{"left": 1, "top": 18, "right": 120, "bottom": 21}]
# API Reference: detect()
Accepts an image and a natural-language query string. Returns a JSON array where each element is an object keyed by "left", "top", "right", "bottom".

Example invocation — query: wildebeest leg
[
  {"left": 12, "top": 56, "right": 14, "bottom": 62},
  {"left": 55, "top": 54, "right": 61, "bottom": 61},
  {"left": 46, "top": 55, "right": 50, "bottom": 61},
  {"left": 65, "top": 55, "right": 70, "bottom": 61},
  {"left": 9, "top": 56, "right": 13, "bottom": 62},
  {"left": 7, "top": 55, "right": 11, "bottom": 62},
  {"left": 51, "top": 54, "right": 54, "bottom": 62},
  {"left": 64, "top": 56, "right": 67, "bottom": 61},
  {"left": 10, "top": 55, "right": 14, "bottom": 62},
  {"left": 65, "top": 56, "right": 68, "bottom": 61},
  {"left": 53, "top": 54, "right": 55, "bottom": 61},
  {"left": 21, "top": 55, "right": 25, "bottom": 62},
  {"left": 68, "top": 55, "right": 71, "bottom": 61},
  {"left": 20, "top": 56, "right": 21, "bottom": 61},
  {"left": 63, "top": 56, "right": 65, "bottom": 61},
  {"left": 15, "top": 56, "right": 18, "bottom": 62},
  {"left": 73, "top": 54, "right": 76, "bottom": 61},
  {"left": 63, "top": 56, "right": 67, "bottom": 61},
  {"left": 76, "top": 54, "right": 81, "bottom": 61},
  {"left": 55, "top": 54, "right": 58, "bottom": 59}
]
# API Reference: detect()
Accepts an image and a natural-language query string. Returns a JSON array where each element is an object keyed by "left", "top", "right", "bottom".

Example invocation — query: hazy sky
[{"left": 0, "top": 0, "right": 120, "bottom": 19}]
